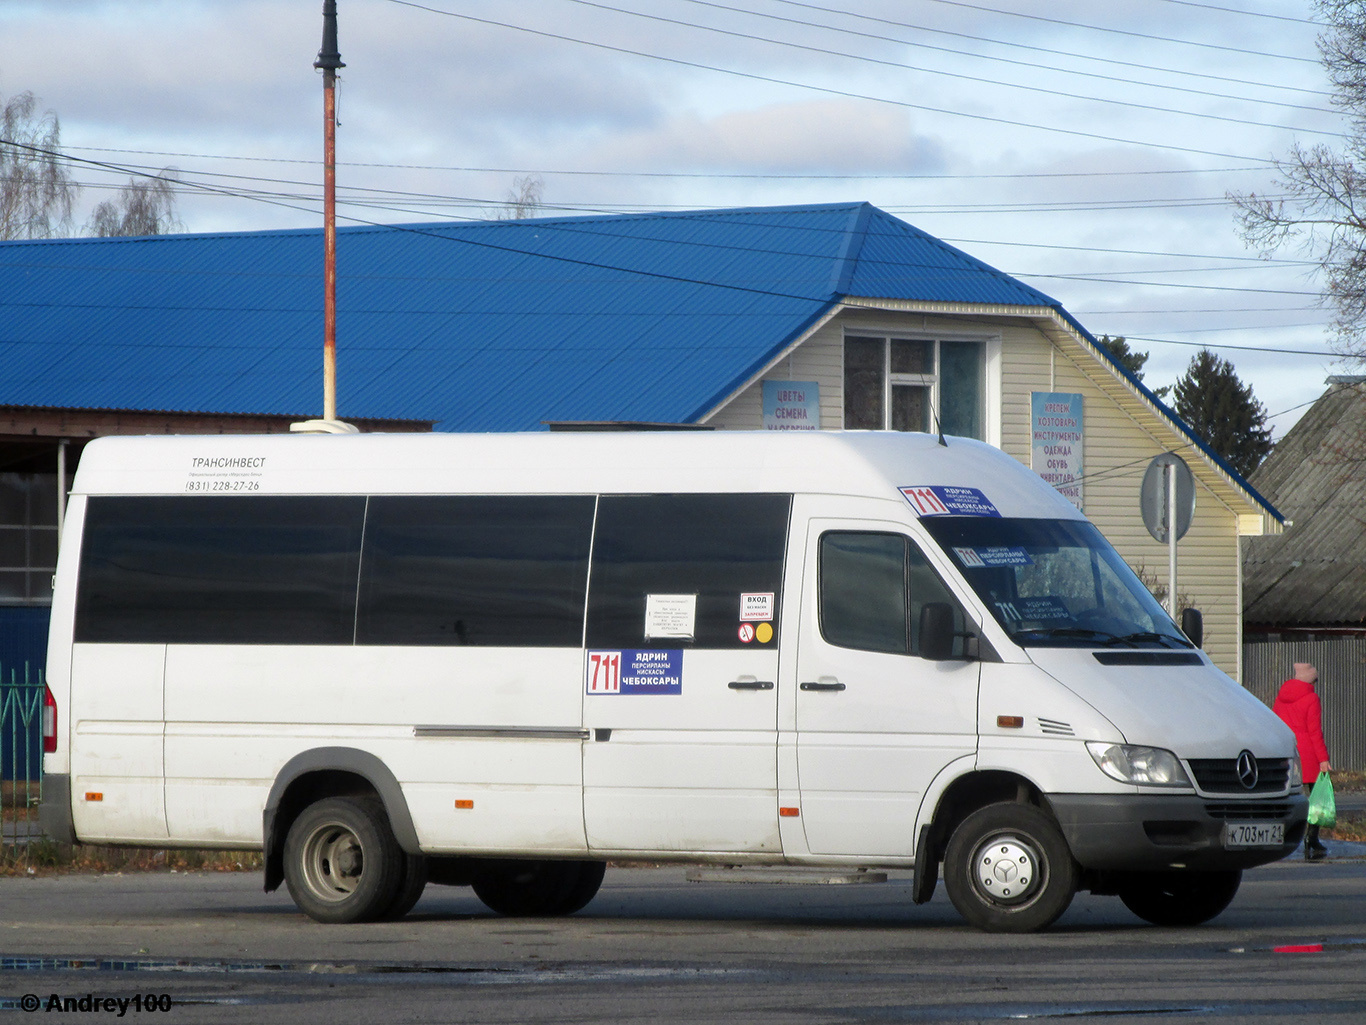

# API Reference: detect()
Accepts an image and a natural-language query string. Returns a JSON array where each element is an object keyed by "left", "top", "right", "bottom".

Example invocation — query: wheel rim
[
  {"left": 970, "top": 832, "right": 1045, "bottom": 907},
  {"left": 300, "top": 821, "right": 365, "bottom": 903}
]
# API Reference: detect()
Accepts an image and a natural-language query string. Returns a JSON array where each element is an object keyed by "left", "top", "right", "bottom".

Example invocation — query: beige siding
[
  {"left": 706, "top": 317, "right": 845, "bottom": 430},
  {"left": 709, "top": 305, "right": 1254, "bottom": 680}
]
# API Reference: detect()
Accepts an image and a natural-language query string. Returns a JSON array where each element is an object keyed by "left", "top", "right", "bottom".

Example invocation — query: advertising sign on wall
[
  {"left": 762, "top": 381, "right": 820, "bottom": 430},
  {"left": 1031, "top": 392, "right": 1084, "bottom": 510}
]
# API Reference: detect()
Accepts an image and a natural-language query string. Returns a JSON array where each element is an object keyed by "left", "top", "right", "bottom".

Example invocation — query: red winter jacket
[{"left": 1273, "top": 677, "right": 1330, "bottom": 784}]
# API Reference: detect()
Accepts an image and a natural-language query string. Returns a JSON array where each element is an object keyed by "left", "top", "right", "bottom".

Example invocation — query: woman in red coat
[{"left": 1273, "top": 663, "right": 1332, "bottom": 861}]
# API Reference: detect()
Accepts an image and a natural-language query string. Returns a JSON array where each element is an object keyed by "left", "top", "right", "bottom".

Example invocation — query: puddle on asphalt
[{"left": 0, "top": 956, "right": 753, "bottom": 985}]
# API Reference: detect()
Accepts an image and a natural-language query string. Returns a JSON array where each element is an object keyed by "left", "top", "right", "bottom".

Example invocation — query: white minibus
[{"left": 40, "top": 430, "right": 1305, "bottom": 932}]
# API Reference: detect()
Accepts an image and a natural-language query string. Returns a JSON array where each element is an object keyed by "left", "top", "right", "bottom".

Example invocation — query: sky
[{"left": 0, "top": 0, "right": 1355, "bottom": 439}]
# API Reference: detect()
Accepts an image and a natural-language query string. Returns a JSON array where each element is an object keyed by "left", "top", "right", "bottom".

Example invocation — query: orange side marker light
[
  {"left": 779, "top": 806, "right": 800, "bottom": 817},
  {"left": 454, "top": 799, "right": 474, "bottom": 810}
]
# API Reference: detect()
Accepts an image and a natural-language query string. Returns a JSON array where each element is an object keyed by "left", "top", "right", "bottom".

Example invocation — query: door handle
[
  {"left": 728, "top": 678, "right": 775, "bottom": 691},
  {"left": 800, "top": 679, "right": 846, "bottom": 692}
]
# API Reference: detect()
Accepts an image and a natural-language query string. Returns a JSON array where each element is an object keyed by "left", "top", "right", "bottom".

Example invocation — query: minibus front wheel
[
  {"left": 283, "top": 796, "right": 408, "bottom": 923},
  {"left": 943, "top": 803, "right": 1078, "bottom": 933}
]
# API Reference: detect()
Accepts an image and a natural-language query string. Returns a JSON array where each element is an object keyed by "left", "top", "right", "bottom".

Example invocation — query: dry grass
[
  {"left": 2, "top": 839, "right": 263, "bottom": 877},
  {"left": 1329, "top": 769, "right": 1366, "bottom": 793},
  {"left": 1325, "top": 816, "right": 1366, "bottom": 842}
]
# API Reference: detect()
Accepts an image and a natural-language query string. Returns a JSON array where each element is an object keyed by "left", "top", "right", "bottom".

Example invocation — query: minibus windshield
[{"left": 919, "top": 518, "right": 1190, "bottom": 649}]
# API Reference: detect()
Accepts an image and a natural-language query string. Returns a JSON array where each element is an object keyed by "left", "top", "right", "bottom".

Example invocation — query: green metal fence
[{"left": 2, "top": 662, "right": 44, "bottom": 844}]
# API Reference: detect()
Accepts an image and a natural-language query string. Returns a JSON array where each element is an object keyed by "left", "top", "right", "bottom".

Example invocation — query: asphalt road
[{"left": 2, "top": 843, "right": 1364, "bottom": 1025}]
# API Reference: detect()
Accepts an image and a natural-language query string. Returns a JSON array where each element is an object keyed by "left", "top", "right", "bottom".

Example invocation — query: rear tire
[
  {"left": 283, "top": 796, "right": 405, "bottom": 924},
  {"left": 472, "top": 859, "right": 606, "bottom": 916},
  {"left": 1119, "top": 870, "right": 1241, "bottom": 927},
  {"left": 943, "top": 803, "right": 1077, "bottom": 933},
  {"left": 381, "top": 853, "right": 429, "bottom": 921}
]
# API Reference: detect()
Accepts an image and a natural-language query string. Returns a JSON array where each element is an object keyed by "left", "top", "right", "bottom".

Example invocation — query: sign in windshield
[{"left": 921, "top": 518, "right": 1190, "bottom": 649}]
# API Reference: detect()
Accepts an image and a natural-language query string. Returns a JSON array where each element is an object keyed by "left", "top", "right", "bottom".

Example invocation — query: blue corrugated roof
[{"left": 0, "top": 202, "right": 1062, "bottom": 430}]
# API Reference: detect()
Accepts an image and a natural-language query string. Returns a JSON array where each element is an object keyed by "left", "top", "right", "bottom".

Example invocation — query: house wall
[{"left": 710, "top": 308, "right": 1249, "bottom": 680}]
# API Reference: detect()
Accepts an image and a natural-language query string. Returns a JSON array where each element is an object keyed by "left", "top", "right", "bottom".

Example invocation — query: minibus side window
[
  {"left": 356, "top": 495, "right": 595, "bottom": 647},
  {"left": 75, "top": 496, "right": 365, "bottom": 645},
  {"left": 819, "top": 531, "right": 966, "bottom": 658},
  {"left": 586, "top": 493, "right": 790, "bottom": 649}
]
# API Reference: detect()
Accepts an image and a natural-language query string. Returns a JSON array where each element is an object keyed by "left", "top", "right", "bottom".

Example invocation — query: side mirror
[
  {"left": 1181, "top": 607, "right": 1203, "bottom": 649},
  {"left": 919, "top": 602, "right": 957, "bottom": 661}
]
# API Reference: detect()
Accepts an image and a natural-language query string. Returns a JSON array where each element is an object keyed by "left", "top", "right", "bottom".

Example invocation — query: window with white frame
[
  {"left": 0, "top": 473, "right": 60, "bottom": 604},
  {"left": 843, "top": 335, "right": 985, "bottom": 440}
]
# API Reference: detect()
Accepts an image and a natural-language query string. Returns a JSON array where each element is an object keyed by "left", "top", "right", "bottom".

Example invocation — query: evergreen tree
[
  {"left": 1096, "top": 335, "right": 1149, "bottom": 381},
  {"left": 1169, "top": 349, "right": 1274, "bottom": 478}
]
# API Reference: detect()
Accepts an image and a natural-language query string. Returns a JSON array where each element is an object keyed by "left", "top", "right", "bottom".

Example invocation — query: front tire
[
  {"left": 472, "top": 859, "right": 606, "bottom": 916},
  {"left": 381, "top": 852, "right": 429, "bottom": 921},
  {"left": 1119, "top": 870, "right": 1241, "bottom": 927},
  {"left": 283, "top": 796, "right": 405, "bottom": 924},
  {"left": 943, "top": 803, "right": 1078, "bottom": 933}
]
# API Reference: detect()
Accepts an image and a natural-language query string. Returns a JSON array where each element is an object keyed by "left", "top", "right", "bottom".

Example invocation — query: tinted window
[
  {"left": 820, "top": 531, "right": 967, "bottom": 657},
  {"left": 76, "top": 496, "right": 365, "bottom": 644},
  {"left": 586, "top": 494, "right": 790, "bottom": 649},
  {"left": 356, "top": 495, "right": 594, "bottom": 646},
  {"left": 821, "top": 533, "right": 907, "bottom": 653}
]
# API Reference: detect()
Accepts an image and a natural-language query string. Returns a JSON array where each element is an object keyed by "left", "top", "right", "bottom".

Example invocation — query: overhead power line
[
  {"left": 658, "top": 0, "right": 1331, "bottom": 113},
  {"left": 762, "top": 0, "right": 1328, "bottom": 96},
  {"left": 3, "top": 140, "right": 1338, "bottom": 324},
  {"left": 908, "top": 0, "right": 1319, "bottom": 62},
  {"left": 1151, "top": 0, "right": 1315, "bottom": 23},
  {"left": 382, "top": 1, "right": 1286, "bottom": 164},
  {"left": 65, "top": 145, "right": 1274, "bottom": 181}
]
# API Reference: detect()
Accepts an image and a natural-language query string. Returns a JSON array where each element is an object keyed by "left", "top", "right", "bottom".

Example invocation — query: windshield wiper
[
  {"left": 1103, "top": 631, "right": 1193, "bottom": 649},
  {"left": 1016, "top": 627, "right": 1122, "bottom": 642}
]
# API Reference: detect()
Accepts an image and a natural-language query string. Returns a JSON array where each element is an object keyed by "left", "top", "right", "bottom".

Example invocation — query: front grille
[
  {"left": 1187, "top": 756, "right": 1290, "bottom": 794},
  {"left": 1204, "top": 802, "right": 1292, "bottom": 821}
]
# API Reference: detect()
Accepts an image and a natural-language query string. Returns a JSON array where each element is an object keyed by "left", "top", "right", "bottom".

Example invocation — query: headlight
[
  {"left": 1290, "top": 753, "right": 1302, "bottom": 787},
  {"left": 1086, "top": 742, "right": 1192, "bottom": 787}
]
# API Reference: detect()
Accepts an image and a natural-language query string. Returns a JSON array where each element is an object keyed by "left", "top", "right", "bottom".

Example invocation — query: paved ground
[{"left": 3, "top": 854, "right": 1366, "bottom": 1024}]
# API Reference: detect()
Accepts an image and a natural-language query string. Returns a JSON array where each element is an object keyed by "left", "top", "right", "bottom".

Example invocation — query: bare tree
[
  {"left": 1, "top": 90, "right": 79, "bottom": 239},
  {"left": 1231, "top": 1, "right": 1366, "bottom": 363},
  {"left": 496, "top": 174, "right": 544, "bottom": 220},
  {"left": 87, "top": 172, "right": 184, "bottom": 237}
]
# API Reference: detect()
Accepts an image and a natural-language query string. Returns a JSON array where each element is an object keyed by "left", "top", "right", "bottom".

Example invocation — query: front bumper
[{"left": 1050, "top": 791, "right": 1306, "bottom": 871}]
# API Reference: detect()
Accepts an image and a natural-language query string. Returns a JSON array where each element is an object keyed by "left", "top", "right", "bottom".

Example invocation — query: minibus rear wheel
[
  {"left": 943, "top": 803, "right": 1078, "bottom": 933},
  {"left": 1118, "top": 869, "right": 1241, "bottom": 927},
  {"left": 283, "top": 796, "right": 405, "bottom": 923},
  {"left": 472, "top": 859, "right": 606, "bottom": 916}
]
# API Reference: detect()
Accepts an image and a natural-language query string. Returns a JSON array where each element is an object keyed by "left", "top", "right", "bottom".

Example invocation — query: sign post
[{"left": 1140, "top": 453, "right": 1195, "bottom": 616}]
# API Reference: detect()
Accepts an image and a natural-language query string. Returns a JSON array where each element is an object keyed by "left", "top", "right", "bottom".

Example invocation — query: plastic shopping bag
[{"left": 1308, "top": 770, "right": 1336, "bottom": 829}]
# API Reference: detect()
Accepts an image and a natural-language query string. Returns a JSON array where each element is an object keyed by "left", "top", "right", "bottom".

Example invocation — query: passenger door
[
  {"left": 793, "top": 503, "right": 979, "bottom": 858},
  {"left": 581, "top": 494, "right": 788, "bottom": 854}
]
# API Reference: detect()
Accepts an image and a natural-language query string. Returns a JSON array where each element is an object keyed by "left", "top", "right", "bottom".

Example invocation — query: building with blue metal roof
[{"left": 1, "top": 201, "right": 1279, "bottom": 681}]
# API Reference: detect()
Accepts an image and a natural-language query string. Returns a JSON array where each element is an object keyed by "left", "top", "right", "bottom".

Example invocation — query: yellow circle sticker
[{"left": 756, "top": 622, "right": 774, "bottom": 644}]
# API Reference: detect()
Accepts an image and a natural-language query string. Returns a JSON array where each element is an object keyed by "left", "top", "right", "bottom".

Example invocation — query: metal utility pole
[{"left": 316, "top": 1, "right": 344, "bottom": 422}]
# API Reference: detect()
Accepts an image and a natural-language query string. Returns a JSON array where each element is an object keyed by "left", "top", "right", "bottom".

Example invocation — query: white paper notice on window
[{"left": 645, "top": 593, "right": 697, "bottom": 640}]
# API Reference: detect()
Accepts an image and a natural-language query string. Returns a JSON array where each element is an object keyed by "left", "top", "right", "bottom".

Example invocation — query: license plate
[{"left": 1224, "top": 822, "right": 1284, "bottom": 848}]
